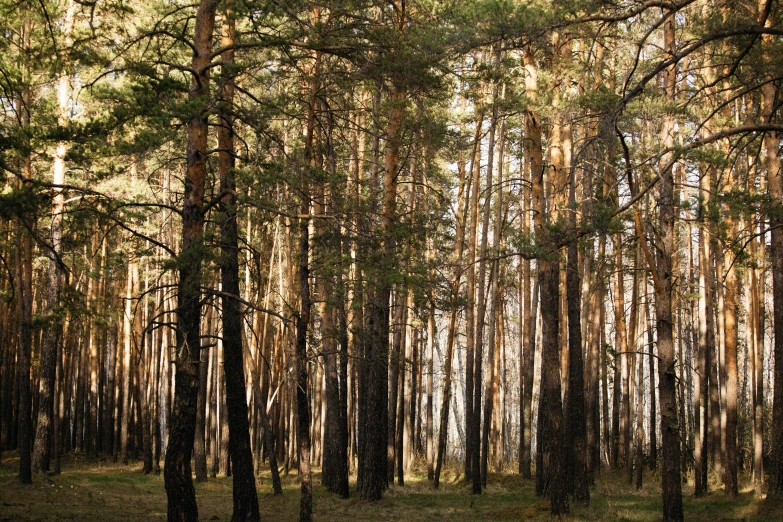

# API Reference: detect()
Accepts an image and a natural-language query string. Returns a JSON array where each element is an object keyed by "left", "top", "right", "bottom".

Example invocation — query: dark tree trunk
[
  {"left": 295, "top": 212, "right": 313, "bottom": 520},
  {"left": 218, "top": 7, "right": 261, "bottom": 519},
  {"left": 32, "top": 0, "right": 73, "bottom": 474},
  {"left": 295, "top": 43, "right": 320, "bottom": 522},
  {"left": 359, "top": 83, "right": 404, "bottom": 501},
  {"left": 538, "top": 259, "right": 569, "bottom": 515},
  {"left": 695, "top": 161, "right": 714, "bottom": 496},
  {"left": 388, "top": 292, "right": 403, "bottom": 484},
  {"left": 655, "top": 13, "right": 683, "bottom": 520},
  {"left": 194, "top": 341, "right": 209, "bottom": 483},
  {"left": 17, "top": 186, "right": 33, "bottom": 483},
  {"left": 396, "top": 300, "right": 407, "bottom": 486},
  {"left": 566, "top": 173, "right": 589, "bottom": 505},
  {"left": 463, "top": 111, "right": 484, "bottom": 484},
  {"left": 722, "top": 228, "right": 739, "bottom": 497},
  {"left": 164, "top": 1, "right": 217, "bottom": 519},
  {"left": 521, "top": 47, "right": 542, "bottom": 482},
  {"left": 762, "top": 5, "right": 783, "bottom": 497},
  {"left": 645, "top": 280, "right": 658, "bottom": 470},
  {"left": 336, "top": 235, "right": 351, "bottom": 497}
]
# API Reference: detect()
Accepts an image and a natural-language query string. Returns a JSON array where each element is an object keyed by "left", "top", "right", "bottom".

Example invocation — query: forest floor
[{"left": 1, "top": 452, "right": 782, "bottom": 521}]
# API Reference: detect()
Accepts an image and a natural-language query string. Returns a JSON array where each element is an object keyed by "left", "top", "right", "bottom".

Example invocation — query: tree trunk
[
  {"left": 722, "top": 221, "right": 739, "bottom": 497},
  {"left": 433, "top": 150, "right": 467, "bottom": 486},
  {"left": 32, "top": 0, "right": 74, "bottom": 474},
  {"left": 194, "top": 334, "right": 209, "bottom": 482},
  {"left": 17, "top": 180, "right": 34, "bottom": 484},
  {"left": 164, "top": 1, "right": 217, "bottom": 519},
  {"left": 121, "top": 261, "right": 137, "bottom": 464},
  {"left": 530, "top": 40, "right": 568, "bottom": 515},
  {"left": 655, "top": 12, "right": 683, "bottom": 520},
  {"left": 481, "top": 113, "right": 504, "bottom": 488},
  {"left": 15, "top": 72, "right": 34, "bottom": 483},
  {"left": 217, "top": 7, "right": 261, "bottom": 518},
  {"left": 587, "top": 236, "right": 606, "bottom": 477},
  {"left": 426, "top": 305, "right": 435, "bottom": 480},
  {"left": 473, "top": 56, "right": 500, "bottom": 493},
  {"left": 359, "top": 82, "right": 404, "bottom": 501},
  {"left": 695, "top": 159, "right": 715, "bottom": 496},
  {"left": 294, "top": 42, "right": 321, "bottom": 521},
  {"left": 611, "top": 235, "right": 625, "bottom": 470},
  {"left": 388, "top": 292, "right": 403, "bottom": 483},
  {"left": 761, "top": 0, "right": 783, "bottom": 497},
  {"left": 463, "top": 107, "right": 484, "bottom": 484},
  {"left": 566, "top": 134, "right": 589, "bottom": 505},
  {"left": 521, "top": 47, "right": 543, "bottom": 482}
]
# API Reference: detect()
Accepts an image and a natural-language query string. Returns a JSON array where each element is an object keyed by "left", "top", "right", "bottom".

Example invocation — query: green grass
[{"left": 0, "top": 452, "right": 780, "bottom": 520}]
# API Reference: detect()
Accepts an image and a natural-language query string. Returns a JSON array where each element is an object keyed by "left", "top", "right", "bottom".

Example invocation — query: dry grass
[{"left": 1, "top": 452, "right": 781, "bottom": 521}]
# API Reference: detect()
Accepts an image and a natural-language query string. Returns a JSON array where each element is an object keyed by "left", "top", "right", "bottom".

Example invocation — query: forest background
[{"left": 2, "top": 0, "right": 783, "bottom": 521}]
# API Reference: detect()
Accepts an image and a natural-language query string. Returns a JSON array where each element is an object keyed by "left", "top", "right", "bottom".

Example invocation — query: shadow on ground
[{"left": 1, "top": 453, "right": 781, "bottom": 520}]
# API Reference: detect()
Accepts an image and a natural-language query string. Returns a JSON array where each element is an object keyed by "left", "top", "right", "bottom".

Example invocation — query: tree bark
[
  {"left": 481, "top": 113, "right": 504, "bottom": 488},
  {"left": 359, "top": 80, "right": 404, "bottom": 500},
  {"left": 463, "top": 107, "right": 484, "bottom": 484},
  {"left": 695, "top": 159, "right": 715, "bottom": 496},
  {"left": 32, "top": 0, "right": 74, "bottom": 474},
  {"left": 655, "top": 12, "right": 683, "bottom": 520},
  {"left": 217, "top": 6, "right": 261, "bottom": 518},
  {"left": 164, "top": 1, "right": 217, "bottom": 519},
  {"left": 529, "top": 41, "right": 568, "bottom": 515},
  {"left": 566, "top": 134, "right": 589, "bottom": 504},
  {"left": 722, "top": 221, "right": 739, "bottom": 497},
  {"left": 761, "top": 0, "right": 783, "bottom": 497},
  {"left": 473, "top": 54, "right": 501, "bottom": 493},
  {"left": 521, "top": 47, "right": 543, "bottom": 482}
]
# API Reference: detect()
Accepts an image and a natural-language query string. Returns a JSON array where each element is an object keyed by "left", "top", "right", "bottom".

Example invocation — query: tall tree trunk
[
  {"left": 655, "top": 11, "right": 683, "bottom": 520},
  {"left": 121, "top": 261, "right": 137, "bottom": 464},
  {"left": 463, "top": 106, "right": 484, "bottom": 484},
  {"left": 395, "top": 293, "right": 408, "bottom": 486},
  {"left": 644, "top": 277, "right": 657, "bottom": 470},
  {"left": 695, "top": 159, "right": 715, "bottom": 496},
  {"left": 587, "top": 236, "right": 606, "bottom": 477},
  {"left": 16, "top": 205, "right": 33, "bottom": 482},
  {"left": 761, "top": 0, "right": 783, "bottom": 497},
  {"left": 194, "top": 335, "right": 209, "bottom": 482},
  {"left": 521, "top": 47, "right": 542, "bottom": 482},
  {"left": 529, "top": 40, "right": 568, "bottom": 515},
  {"left": 164, "top": 1, "right": 217, "bottom": 519},
  {"left": 626, "top": 244, "right": 640, "bottom": 486},
  {"left": 635, "top": 280, "right": 645, "bottom": 490},
  {"left": 426, "top": 304, "right": 435, "bottom": 480},
  {"left": 433, "top": 143, "right": 468, "bottom": 487},
  {"left": 16, "top": 70, "right": 34, "bottom": 483},
  {"left": 217, "top": 7, "right": 261, "bottom": 519},
  {"left": 749, "top": 223, "right": 764, "bottom": 496},
  {"left": 359, "top": 78, "right": 404, "bottom": 500},
  {"left": 295, "top": 42, "right": 321, "bottom": 521},
  {"left": 388, "top": 292, "right": 403, "bottom": 483},
  {"left": 722, "top": 216, "right": 739, "bottom": 497},
  {"left": 87, "top": 237, "right": 101, "bottom": 459},
  {"left": 32, "top": 0, "right": 74, "bottom": 474},
  {"left": 319, "top": 90, "right": 346, "bottom": 497},
  {"left": 481, "top": 112, "right": 504, "bottom": 488},
  {"left": 473, "top": 54, "right": 500, "bottom": 493},
  {"left": 338, "top": 234, "right": 351, "bottom": 496},
  {"left": 611, "top": 235, "right": 625, "bottom": 470},
  {"left": 566, "top": 133, "right": 589, "bottom": 504}
]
